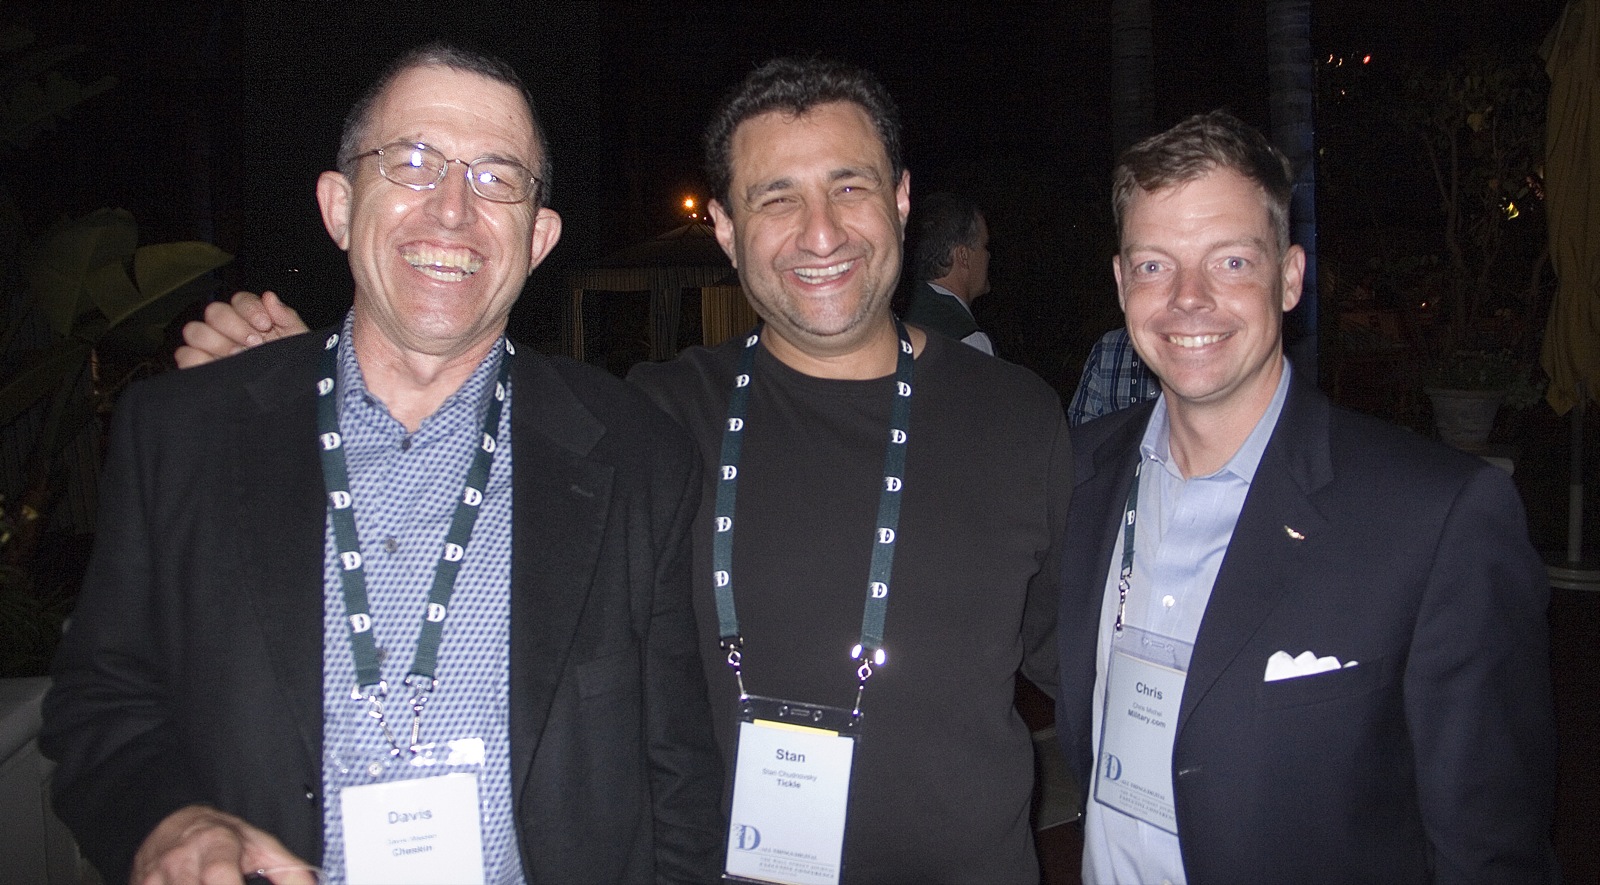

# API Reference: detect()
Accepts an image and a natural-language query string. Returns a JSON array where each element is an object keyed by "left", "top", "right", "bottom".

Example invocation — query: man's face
[
  {"left": 1114, "top": 167, "right": 1303, "bottom": 422},
  {"left": 709, "top": 101, "right": 910, "bottom": 364},
  {"left": 317, "top": 65, "right": 561, "bottom": 362}
]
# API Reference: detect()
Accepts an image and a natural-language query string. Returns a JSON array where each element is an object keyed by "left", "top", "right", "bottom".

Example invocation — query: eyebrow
[
  {"left": 740, "top": 166, "right": 884, "bottom": 205},
  {"left": 1208, "top": 236, "right": 1272, "bottom": 254},
  {"left": 1123, "top": 236, "right": 1272, "bottom": 256}
]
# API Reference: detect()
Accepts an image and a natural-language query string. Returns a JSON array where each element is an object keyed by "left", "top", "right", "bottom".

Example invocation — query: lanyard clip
[
  {"left": 720, "top": 636, "right": 747, "bottom": 700},
  {"left": 850, "top": 644, "right": 887, "bottom": 715},
  {"left": 403, "top": 674, "right": 439, "bottom": 752}
]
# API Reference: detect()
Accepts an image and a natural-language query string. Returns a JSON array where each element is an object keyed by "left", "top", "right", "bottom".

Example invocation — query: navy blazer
[
  {"left": 42, "top": 330, "right": 724, "bottom": 884},
  {"left": 1057, "top": 372, "right": 1557, "bottom": 883}
]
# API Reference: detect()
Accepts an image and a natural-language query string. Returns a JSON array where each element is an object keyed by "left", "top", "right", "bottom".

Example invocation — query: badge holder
[
  {"left": 325, "top": 687, "right": 490, "bottom": 885},
  {"left": 724, "top": 695, "right": 863, "bottom": 885},
  {"left": 1092, "top": 625, "right": 1191, "bottom": 835}
]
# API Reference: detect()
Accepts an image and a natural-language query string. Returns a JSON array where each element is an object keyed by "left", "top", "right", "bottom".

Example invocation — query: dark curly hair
[{"left": 703, "top": 56, "right": 903, "bottom": 207}]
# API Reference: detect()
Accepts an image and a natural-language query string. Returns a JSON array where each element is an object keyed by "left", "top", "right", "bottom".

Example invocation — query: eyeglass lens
[{"left": 377, "top": 143, "right": 535, "bottom": 203}]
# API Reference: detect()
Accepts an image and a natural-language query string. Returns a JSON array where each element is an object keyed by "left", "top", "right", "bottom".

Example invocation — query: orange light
[
  {"left": 683, "top": 197, "right": 696, "bottom": 210},
  {"left": 1362, "top": 54, "right": 1372, "bottom": 64}
]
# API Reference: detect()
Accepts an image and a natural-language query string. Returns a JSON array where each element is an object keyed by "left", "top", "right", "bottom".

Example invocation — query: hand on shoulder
[{"left": 176, "top": 291, "right": 310, "bottom": 369}]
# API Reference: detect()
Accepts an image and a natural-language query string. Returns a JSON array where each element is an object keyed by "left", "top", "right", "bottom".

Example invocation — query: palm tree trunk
[
  {"left": 1268, "top": 0, "right": 1320, "bottom": 384},
  {"left": 1111, "top": 0, "right": 1156, "bottom": 157}
]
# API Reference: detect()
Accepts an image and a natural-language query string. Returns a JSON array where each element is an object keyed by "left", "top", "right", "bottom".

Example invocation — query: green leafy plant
[
  {"left": 1399, "top": 47, "right": 1549, "bottom": 387},
  {"left": 0, "top": 26, "right": 230, "bottom": 670},
  {"left": 1426, "top": 347, "right": 1543, "bottom": 406}
]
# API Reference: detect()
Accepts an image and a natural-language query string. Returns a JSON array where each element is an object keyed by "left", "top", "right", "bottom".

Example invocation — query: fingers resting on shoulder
[{"left": 176, "top": 291, "right": 310, "bottom": 369}]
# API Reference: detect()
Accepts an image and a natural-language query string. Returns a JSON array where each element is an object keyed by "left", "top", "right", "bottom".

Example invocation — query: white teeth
[
  {"left": 403, "top": 245, "right": 483, "bottom": 280},
  {"left": 793, "top": 261, "right": 852, "bottom": 283},
  {"left": 1168, "top": 333, "right": 1227, "bottom": 348}
]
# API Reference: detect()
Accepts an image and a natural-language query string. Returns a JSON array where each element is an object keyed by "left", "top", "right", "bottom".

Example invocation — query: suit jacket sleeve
[
  {"left": 40, "top": 380, "right": 213, "bottom": 880},
  {"left": 1406, "top": 464, "right": 1557, "bottom": 880},
  {"left": 641, "top": 441, "right": 726, "bottom": 882},
  {"left": 1020, "top": 410, "right": 1073, "bottom": 699}
]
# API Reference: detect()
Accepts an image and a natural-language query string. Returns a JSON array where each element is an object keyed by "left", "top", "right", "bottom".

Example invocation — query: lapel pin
[{"left": 1283, "top": 525, "right": 1306, "bottom": 541}]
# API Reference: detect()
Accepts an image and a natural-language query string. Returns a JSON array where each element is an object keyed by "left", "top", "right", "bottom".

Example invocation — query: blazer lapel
[
  {"left": 233, "top": 336, "right": 328, "bottom": 768},
  {"left": 1061, "top": 404, "right": 1150, "bottom": 770},
  {"left": 1176, "top": 376, "right": 1335, "bottom": 735},
  {"left": 506, "top": 354, "right": 615, "bottom": 802},
  {"left": 1075, "top": 412, "right": 1150, "bottom": 605}
]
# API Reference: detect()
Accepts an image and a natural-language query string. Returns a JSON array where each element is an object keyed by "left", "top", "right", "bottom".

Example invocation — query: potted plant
[
  {"left": 1423, "top": 348, "right": 1542, "bottom": 450},
  {"left": 1396, "top": 47, "right": 1551, "bottom": 449}
]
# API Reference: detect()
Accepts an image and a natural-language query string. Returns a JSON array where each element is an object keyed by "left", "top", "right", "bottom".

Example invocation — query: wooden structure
[{"left": 567, "top": 221, "right": 755, "bottom": 363}]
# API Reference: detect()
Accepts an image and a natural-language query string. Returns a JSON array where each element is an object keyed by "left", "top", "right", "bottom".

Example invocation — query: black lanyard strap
[
  {"left": 711, "top": 321, "right": 915, "bottom": 706},
  {"left": 1114, "top": 460, "right": 1142, "bottom": 634},
  {"left": 316, "top": 332, "right": 513, "bottom": 751}
]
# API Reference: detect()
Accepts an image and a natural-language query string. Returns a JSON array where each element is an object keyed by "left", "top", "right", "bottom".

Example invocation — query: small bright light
[
  {"left": 1362, "top": 54, "right": 1372, "bottom": 64},
  {"left": 683, "top": 197, "right": 696, "bottom": 210},
  {"left": 1504, "top": 201, "right": 1520, "bottom": 220}
]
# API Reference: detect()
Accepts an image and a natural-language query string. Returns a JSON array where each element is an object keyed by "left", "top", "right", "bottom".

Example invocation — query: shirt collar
[
  {"left": 925, "top": 281, "right": 976, "bottom": 317},
  {"left": 335, "top": 310, "right": 507, "bottom": 435},
  {"left": 1140, "top": 360, "right": 1293, "bottom": 483}
]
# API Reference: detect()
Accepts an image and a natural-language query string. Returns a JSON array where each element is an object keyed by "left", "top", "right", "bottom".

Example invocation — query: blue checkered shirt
[
  {"left": 319, "top": 314, "right": 523, "bottom": 883},
  {"left": 1068, "top": 328, "right": 1163, "bottom": 427}
]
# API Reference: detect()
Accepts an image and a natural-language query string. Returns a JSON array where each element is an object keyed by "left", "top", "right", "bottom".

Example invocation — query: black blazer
[
  {"left": 1057, "top": 373, "right": 1557, "bottom": 883},
  {"left": 42, "top": 331, "right": 723, "bottom": 883},
  {"left": 902, "top": 280, "right": 981, "bottom": 343}
]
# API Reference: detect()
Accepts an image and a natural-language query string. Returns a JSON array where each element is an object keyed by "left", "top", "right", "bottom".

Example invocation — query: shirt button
[
  {"left": 400, "top": 436, "right": 412, "bottom": 451},
  {"left": 384, "top": 537, "right": 398, "bottom": 554},
  {"left": 1162, "top": 594, "right": 1176, "bottom": 608}
]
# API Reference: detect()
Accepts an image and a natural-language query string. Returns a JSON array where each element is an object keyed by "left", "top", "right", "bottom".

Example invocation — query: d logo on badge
[{"left": 733, "top": 824, "right": 761, "bottom": 851}]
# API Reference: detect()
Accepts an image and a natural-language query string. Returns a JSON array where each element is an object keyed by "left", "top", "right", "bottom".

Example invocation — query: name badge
[
  {"left": 725, "top": 698, "right": 859, "bottom": 885},
  {"left": 340, "top": 772, "right": 484, "bottom": 885},
  {"left": 1094, "top": 626, "right": 1190, "bottom": 834}
]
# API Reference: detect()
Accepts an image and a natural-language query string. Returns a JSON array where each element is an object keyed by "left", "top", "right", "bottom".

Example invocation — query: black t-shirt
[{"left": 630, "top": 331, "right": 1071, "bottom": 884}]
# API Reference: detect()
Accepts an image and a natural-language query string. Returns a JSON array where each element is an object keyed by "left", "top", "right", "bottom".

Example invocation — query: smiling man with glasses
[{"left": 42, "top": 42, "right": 722, "bottom": 885}]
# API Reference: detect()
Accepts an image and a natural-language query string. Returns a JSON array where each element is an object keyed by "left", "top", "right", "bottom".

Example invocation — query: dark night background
[{"left": 8, "top": 0, "right": 1570, "bottom": 391}]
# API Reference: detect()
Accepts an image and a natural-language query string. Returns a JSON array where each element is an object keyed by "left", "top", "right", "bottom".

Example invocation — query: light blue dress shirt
[
  {"left": 1083, "top": 363, "right": 1293, "bottom": 885},
  {"left": 318, "top": 314, "right": 522, "bottom": 884}
]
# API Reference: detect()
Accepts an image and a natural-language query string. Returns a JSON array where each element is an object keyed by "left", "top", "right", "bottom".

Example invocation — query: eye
[
  {"left": 1222, "top": 256, "right": 1249, "bottom": 271},
  {"left": 1138, "top": 260, "right": 1163, "bottom": 274}
]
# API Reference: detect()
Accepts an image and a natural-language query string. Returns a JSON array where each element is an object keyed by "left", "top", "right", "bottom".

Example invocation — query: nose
[
  {"left": 425, "top": 159, "right": 479, "bottom": 228},
  {"left": 1170, "top": 266, "right": 1215, "bottom": 312},
  {"left": 796, "top": 197, "right": 847, "bottom": 257}
]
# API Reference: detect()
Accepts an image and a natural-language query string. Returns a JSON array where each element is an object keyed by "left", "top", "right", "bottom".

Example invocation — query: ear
[
  {"left": 709, "top": 199, "right": 738, "bottom": 267},
  {"left": 1112, "top": 253, "right": 1128, "bottom": 312},
  {"left": 525, "top": 208, "right": 562, "bottom": 274},
  {"left": 316, "top": 171, "right": 354, "bottom": 250},
  {"left": 894, "top": 170, "right": 911, "bottom": 226},
  {"left": 1279, "top": 244, "right": 1306, "bottom": 313}
]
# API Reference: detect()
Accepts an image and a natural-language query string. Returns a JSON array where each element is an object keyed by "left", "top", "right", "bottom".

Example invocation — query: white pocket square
[{"left": 1264, "top": 650, "right": 1358, "bottom": 682}]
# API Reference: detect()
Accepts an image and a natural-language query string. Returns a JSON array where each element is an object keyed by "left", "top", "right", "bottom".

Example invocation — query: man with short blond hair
[{"left": 1058, "top": 111, "right": 1556, "bottom": 884}]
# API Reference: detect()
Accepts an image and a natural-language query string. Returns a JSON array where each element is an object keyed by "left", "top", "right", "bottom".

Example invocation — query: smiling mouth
[
  {"left": 792, "top": 260, "right": 854, "bottom": 284},
  {"left": 403, "top": 245, "right": 484, "bottom": 282},
  {"left": 1167, "top": 332, "right": 1230, "bottom": 348}
]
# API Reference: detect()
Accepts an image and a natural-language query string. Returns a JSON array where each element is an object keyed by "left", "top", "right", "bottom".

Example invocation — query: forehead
[
  {"left": 368, "top": 64, "right": 537, "bottom": 162},
  {"left": 727, "top": 101, "right": 891, "bottom": 189},
  {"left": 1122, "top": 168, "right": 1272, "bottom": 244}
]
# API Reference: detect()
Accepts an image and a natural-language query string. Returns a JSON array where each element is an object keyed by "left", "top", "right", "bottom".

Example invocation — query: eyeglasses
[{"left": 345, "top": 141, "right": 542, "bottom": 204}]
